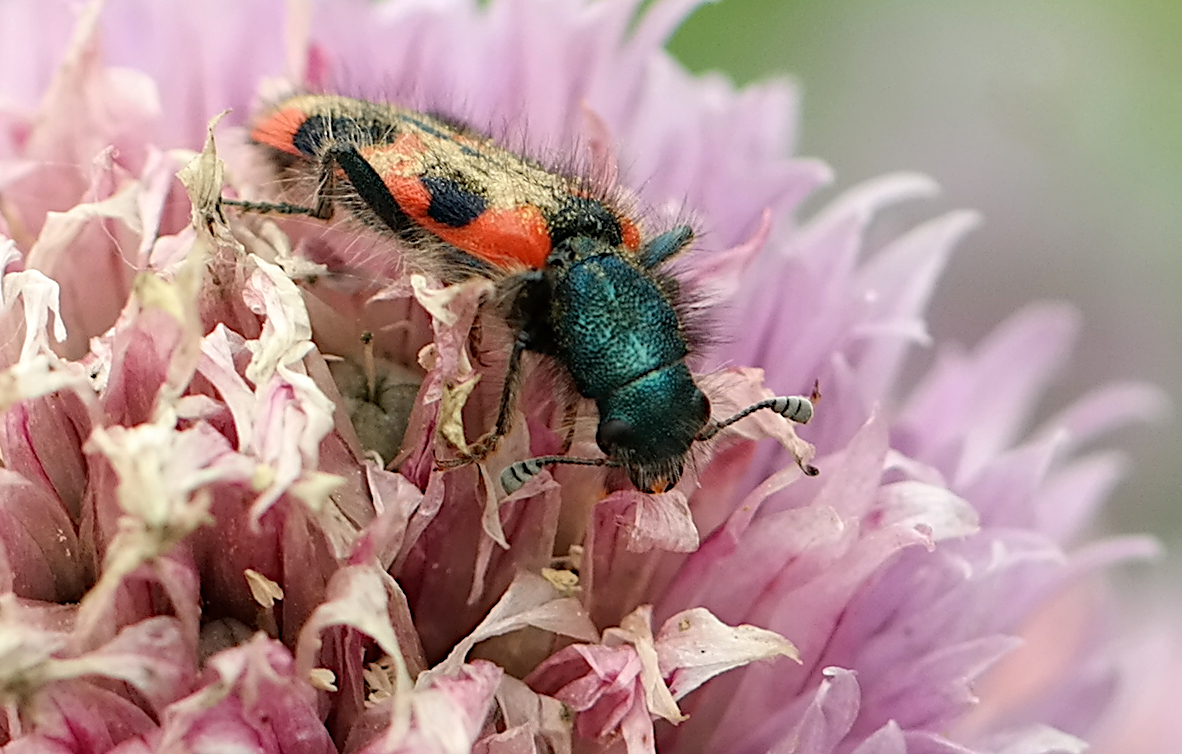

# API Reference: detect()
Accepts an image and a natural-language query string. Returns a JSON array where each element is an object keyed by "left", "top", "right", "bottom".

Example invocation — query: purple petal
[
  {"left": 851, "top": 721, "right": 908, "bottom": 754},
  {"left": 898, "top": 303, "right": 1081, "bottom": 484}
]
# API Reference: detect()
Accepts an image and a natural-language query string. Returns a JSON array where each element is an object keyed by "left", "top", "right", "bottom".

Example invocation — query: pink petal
[
  {"left": 352, "top": 466, "right": 426, "bottom": 569},
  {"left": 432, "top": 571, "right": 598, "bottom": 677},
  {"left": 960, "top": 436, "right": 1058, "bottom": 529},
  {"left": 55, "top": 616, "right": 195, "bottom": 712},
  {"left": 98, "top": 305, "right": 184, "bottom": 428},
  {"left": 851, "top": 721, "right": 908, "bottom": 754},
  {"left": 0, "top": 469, "right": 87, "bottom": 602},
  {"left": 656, "top": 608, "right": 798, "bottom": 700},
  {"left": 1035, "top": 452, "right": 1127, "bottom": 543},
  {"left": 865, "top": 636, "right": 1023, "bottom": 730},
  {"left": 471, "top": 726, "right": 534, "bottom": 754},
  {"left": 98, "top": 0, "right": 289, "bottom": 148},
  {"left": 196, "top": 325, "right": 258, "bottom": 449},
  {"left": 609, "top": 606, "right": 683, "bottom": 724},
  {"left": 354, "top": 661, "right": 502, "bottom": 754},
  {"left": 658, "top": 504, "right": 845, "bottom": 630},
  {"left": 717, "top": 173, "right": 939, "bottom": 393},
  {"left": 773, "top": 667, "right": 861, "bottom": 754},
  {"left": 159, "top": 635, "right": 333, "bottom": 754},
  {"left": 898, "top": 303, "right": 1081, "bottom": 484},
  {"left": 530, "top": 643, "right": 625, "bottom": 703},
  {"left": 870, "top": 481, "right": 979, "bottom": 542},
  {"left": 296, "top": 565, "right": 406, "bottom": 682},
  {"left": 902, "top": 731, "right": 978, "bottom": 754},
  {"left": 975, "top": 725, "right": 1086, "bottom": 754},
  {"left": 536, "top": 645, "right": 645, "bottom": 744},
  {"left": 612, "top": 489, "right": 699, "bottom": 555},
  {"left": 1033, "top": 381, "right": 1170, "bottom": 457},
  {"left": 242, "top": 259, "right": 315, "bottom": 385},
  {"left": 684, "top": 208, "right": 771, "bottom": 304},
  {"left": 482, "top": 676, "right": 571, "bottom": 754},
  {"left": 247, "top": 367, "right": 337, "bottom": 521},
  {"left": 24, "top": 682, "right": 156, "bottom": 754},
  {"left": 852, "top": 210, "right": 979, "bottom": 400},
  {"left": 0, "top": 249, "right": 67, "bottom": 363}
]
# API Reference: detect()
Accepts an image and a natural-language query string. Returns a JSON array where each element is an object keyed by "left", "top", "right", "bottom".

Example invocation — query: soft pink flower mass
[{"left": 0, "top": 1, "right": 1172, "bottom": 753}]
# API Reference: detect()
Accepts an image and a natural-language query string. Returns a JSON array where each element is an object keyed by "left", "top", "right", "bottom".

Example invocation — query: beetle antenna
[
  {"left": 696, "top": 394, "right": 815, "bottom": 443},
  {"left": 500, "top": 455, "right": 621, "bottom": 494},
  {"left": 222, "top": 197, "right": 322, "bottom": 216}
]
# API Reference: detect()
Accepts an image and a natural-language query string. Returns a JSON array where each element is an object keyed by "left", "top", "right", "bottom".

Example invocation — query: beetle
[{"left": 226, "top": 95, "right": 815, "bottom": 492}]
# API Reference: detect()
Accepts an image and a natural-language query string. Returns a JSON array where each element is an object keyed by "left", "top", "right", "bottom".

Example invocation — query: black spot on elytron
[
  {"left": 291, "top": 115, "right": 328, "bottom": 155},
  {"left": 421, "top": 175, "right": 487, "bottom": 228},
  {"left": 293, "top": 115, "right": 381, "bottom": 155},
  {"left": 547, "top": 197, "right": 623, "bottom": 248}
]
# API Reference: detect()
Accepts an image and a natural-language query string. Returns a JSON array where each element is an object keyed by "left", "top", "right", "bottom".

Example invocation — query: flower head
[{"left": 0, "top": 1, "right": 1169, "bottom": 753}]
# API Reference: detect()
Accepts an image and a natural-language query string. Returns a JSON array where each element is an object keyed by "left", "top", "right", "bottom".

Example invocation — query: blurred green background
[{"left": 671, "top": 0, "right": 1182, "bottom": 552}]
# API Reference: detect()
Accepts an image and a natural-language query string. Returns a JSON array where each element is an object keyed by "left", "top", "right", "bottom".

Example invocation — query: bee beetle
[{"left": 226, "top": 95, "right": 816, "bottom": 493}]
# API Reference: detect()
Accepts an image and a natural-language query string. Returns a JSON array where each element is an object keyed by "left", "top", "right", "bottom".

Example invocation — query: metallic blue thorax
[{"left": 551, "top": 251, "right": 687, "bottom": 400}]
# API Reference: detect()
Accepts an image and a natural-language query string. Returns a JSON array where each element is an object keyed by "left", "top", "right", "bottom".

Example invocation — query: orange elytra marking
[
  {"left": 251, "top": 107, "right": 311, "bottom": 156},
  {"left": 384, "top": 174, "right": 433, "bottom": 221},
  {"left": 373, "top": 134, "right": 553, "bottom": 269},
  {"left": 374, "top": 134, "right": 433, "bottom": 219},
  {"left": 433, "top": 205, "right": 552, "bottom": 270}
]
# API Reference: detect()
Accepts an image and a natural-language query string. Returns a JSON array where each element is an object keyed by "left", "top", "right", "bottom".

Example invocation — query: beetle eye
[{"left": 596, "top": 418, "right": 633, "bottom": 453}]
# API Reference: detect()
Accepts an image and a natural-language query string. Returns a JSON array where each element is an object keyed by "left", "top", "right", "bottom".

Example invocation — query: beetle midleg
[{"left": 437, "top": 330, "right": 530, "bottom": 468}]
